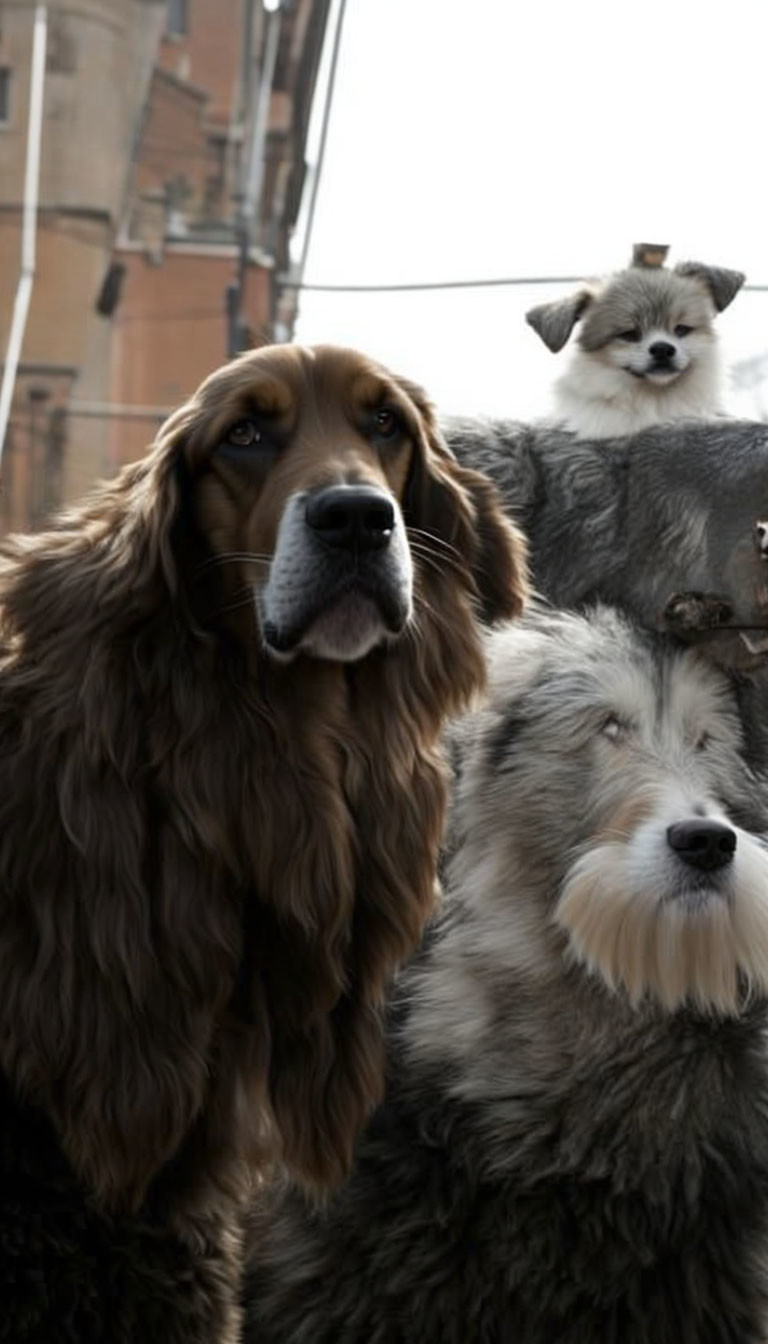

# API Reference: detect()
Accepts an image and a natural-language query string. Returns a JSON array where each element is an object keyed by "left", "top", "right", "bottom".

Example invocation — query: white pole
[
  {"left": 0, "top": 4, "right": 48, "bottom": 469},
  {"left": 242, "top": 3, "right": 282, "bottom": 239},
  {"left": 229, "top": 0, "right": 282, "bottom": 356},
  {"left": 278, "top": 0, "right": 347, "bottom": 340}
]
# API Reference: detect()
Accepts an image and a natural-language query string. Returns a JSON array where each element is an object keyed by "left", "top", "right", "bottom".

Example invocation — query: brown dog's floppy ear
[
  {"left": 399, "top": 377, "right": 528, "bottom": 624},
  {"left": 674, "top": 261, "right": 746, "bottom": 313},
  {"left": 0, "top": 395, "right": 217, "bottom": 1212},
  {"left": 0, "top": 399, "right": 193, "bottom": 660},
  {"left": 526, "top": 289, "right": 594, "bottom": 353}
]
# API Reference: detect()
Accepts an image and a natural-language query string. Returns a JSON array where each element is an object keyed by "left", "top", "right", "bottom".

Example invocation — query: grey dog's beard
[{"left": 555, "top": 841, "right": 768, "bottom": 1014}]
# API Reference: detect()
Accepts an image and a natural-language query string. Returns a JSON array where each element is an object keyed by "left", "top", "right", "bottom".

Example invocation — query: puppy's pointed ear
[
  {"left": 525, "top": 290, "right": 594, "bottom": 353},
  {"left": 674, "top": 261, "right": 746, "bottom": 312}
]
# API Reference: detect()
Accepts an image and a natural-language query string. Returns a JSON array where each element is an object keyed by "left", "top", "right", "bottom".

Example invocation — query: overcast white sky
[{"left": 293, "top": 0, "right": 768, "bottom": 420}]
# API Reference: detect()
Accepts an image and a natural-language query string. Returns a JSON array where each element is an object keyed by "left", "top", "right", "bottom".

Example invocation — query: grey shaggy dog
[{"left": 245, "top": 608, "right": 768, "bottom": 1344}]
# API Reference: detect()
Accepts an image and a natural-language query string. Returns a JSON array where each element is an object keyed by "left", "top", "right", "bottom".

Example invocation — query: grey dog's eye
[
  {"left": 674, "top": 324, "right": 694, "bottom": 338},
  {"left": 227, "top": 420, "right": 262, "bottom": 447},
  {"left": 600, "top": 713, "right": 627, "bottom": 742},
  {"left": 617, "top": 329, "right": 641, "bottom": 343}
]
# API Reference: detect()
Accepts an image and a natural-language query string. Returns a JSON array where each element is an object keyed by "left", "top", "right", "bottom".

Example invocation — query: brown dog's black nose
[
  {"left": 666, "top": 819, "right": 736, "bottom": 872},
  {"left": 305, "top": 485, "right": 395, "bottom": 552},
  {"left": 649, "top": 341, "right": 676, "bottom": 363}
]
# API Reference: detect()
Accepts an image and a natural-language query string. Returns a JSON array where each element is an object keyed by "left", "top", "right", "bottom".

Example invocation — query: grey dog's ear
[
  {"left": 674, "top": 261, "right": 746, "bottom": 313},
  {"left": 525, "top": 290, "right": 594, "bottom": 353}
]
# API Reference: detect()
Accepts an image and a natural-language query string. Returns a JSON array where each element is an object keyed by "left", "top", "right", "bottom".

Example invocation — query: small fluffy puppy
[
  {"left": 245, "top": 607, "right": 768, "bottom": 1344},
  {"left": 527, "top": 247, "right": 745, "bottom": 438}
]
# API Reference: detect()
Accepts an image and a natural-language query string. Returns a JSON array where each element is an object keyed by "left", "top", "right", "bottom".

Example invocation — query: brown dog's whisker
[
  {"left": 201, "top": 585, "right": 257, "bottom": 621},
  {"left": 408, "top": 544, "right": 452, "bottom": 579},
  {"left": 215, "top": 595, "right": 259, "bottom": 620},
  {"left": 195, "top": 551, "right": 272, "bottom": 575},
  {"left": 407, "top": 527, "right": 464, "bottom": 563}
]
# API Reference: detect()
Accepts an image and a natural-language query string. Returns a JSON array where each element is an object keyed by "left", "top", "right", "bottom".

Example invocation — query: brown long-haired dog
[{"left": 0, "top": 343, "right": 526, "bottom": 1341}]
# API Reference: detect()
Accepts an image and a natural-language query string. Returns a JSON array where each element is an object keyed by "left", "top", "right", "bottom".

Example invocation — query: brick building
[{"left": 0, "top": 0, "right": 331, "bottom": 529}]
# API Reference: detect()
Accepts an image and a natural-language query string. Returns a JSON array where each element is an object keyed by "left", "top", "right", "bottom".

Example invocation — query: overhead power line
[
  {"left": 281, "top": 276, "right": 768, "bottom": 294},
  {"left": 115, "top": 308, "right": 222, "bottom": 323},
  {"left": 10, "top": 218, "right": 768, "bottom": 300},
  {"left": 284, "top": 275, "right": 585, "bottom": 293},
  {"left": 11, "top": 220, "right": 768, "bottom": 297}
]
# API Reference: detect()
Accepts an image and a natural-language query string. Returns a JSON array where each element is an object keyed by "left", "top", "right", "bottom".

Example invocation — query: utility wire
[
  {"left": 115, "top": 308, "right": 223, "bottom": 322},
  {"left": 10, "top": 218, "right": 768, "bottom": 296},
  {"left": 281, "top": 276, "right": 768, "bottom": 294},
  {"left": 285, "top": 275, "right": 585, "bottom": 292}
]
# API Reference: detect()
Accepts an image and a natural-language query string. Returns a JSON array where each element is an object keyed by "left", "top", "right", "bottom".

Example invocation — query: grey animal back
[{"left": 444, "top": 417, "right": 768, "bottom": 633}]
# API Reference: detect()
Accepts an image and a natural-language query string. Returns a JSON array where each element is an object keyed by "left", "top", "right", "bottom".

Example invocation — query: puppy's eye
[
  {"left": 674, "top": 324, "right": 694, "bottom": 338},
  {"left": 695, "top": 731, "right": 712, "bottom": 751},
  {"left": 617, "top": 329, "right": 641, "bottom": 343},
  {"left": 373, "top": 408, "right": 401, "bottom": 439},
  {"left": 226, "top": 420, "right": 262, "bottom": 447}
]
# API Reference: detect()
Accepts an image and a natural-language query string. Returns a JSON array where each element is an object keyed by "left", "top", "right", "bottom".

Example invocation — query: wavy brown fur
[{"left": 0, "top": 344, "right": 526, "bottom": 1336}]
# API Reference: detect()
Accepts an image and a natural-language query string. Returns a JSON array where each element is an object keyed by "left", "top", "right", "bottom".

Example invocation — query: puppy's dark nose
[
  {"left": 649, "top": 340, "right": 676, "bottom": 363},
  {"left": 666, "top": 819, "right": 736, "bottom": 871},
  {"left": 305, "top": 485, "right": 395, "bottom": 552}
]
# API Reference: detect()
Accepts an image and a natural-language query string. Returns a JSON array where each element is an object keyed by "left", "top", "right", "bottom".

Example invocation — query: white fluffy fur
[
  {"left": 556, "top": 787, "right": 768, "bottom": 1013},
  {"left": 554, "top": 333, "right": 722, "bottom": 439},
  {"left": 527, "top": 260, "right": 745, "bottom": 439}
]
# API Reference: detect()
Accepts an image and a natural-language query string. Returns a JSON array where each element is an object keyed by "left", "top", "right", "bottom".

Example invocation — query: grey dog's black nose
[
  {"left": 666, "top": 819, "right": 737, "bottom": 871},
  {"left": 305, "top": 485, "right": 395, "bottom": 552},
  {"left": 649, "top": 340, "right": 676, "bottom": 362}
]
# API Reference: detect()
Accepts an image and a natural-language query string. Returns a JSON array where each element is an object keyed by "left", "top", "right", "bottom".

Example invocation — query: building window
[
  {"left": 0, "top": 69, "right": 11, "bottom": 126},
  {"left": 166, "top": 0, "right": 188, "bottom": 37}
]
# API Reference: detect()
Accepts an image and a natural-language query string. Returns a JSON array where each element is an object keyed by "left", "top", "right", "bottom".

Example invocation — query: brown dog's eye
[
  {"left": 227, "top": 420, "right": 261, "bottom": 447},
  {"left": 617, "top": 329, "right": 641, "bottom": 343},
  {"left": 373, "top": 408, "right": 401, "bottom": 439},
  {"left": 674, "top": 324, "right": 694, "bottom": 338}
]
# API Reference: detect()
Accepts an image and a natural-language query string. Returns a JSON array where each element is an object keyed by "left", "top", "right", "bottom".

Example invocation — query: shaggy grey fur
[
  {"left": 244, "top": 608, "right": 768, "bottom": 1344},
  {"left": 444, "top": 415, "right": 768, "bottom": 667},
  {"left": 441, "top": 415, "right": 768, "bottom": 772}
]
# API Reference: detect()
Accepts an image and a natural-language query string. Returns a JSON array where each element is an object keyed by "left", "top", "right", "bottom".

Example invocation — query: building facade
[{"left": 0, "top": 0, "right": 331, "bottom": 529}]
